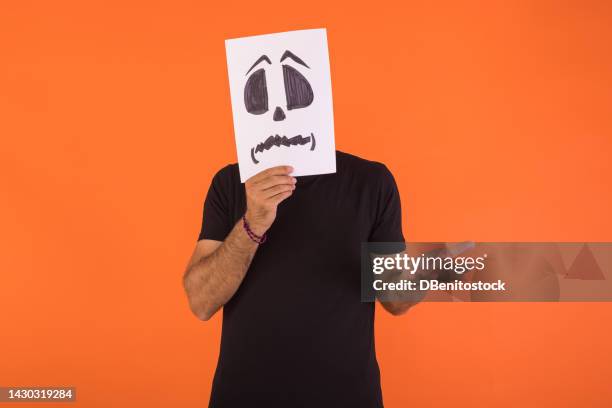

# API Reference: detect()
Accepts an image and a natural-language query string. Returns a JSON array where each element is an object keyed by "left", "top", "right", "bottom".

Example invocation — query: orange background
[{"left": 1, "top": 1, "right": 611, "bottom": 407}]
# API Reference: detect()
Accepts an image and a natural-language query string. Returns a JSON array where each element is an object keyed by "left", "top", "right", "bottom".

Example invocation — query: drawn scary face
[{"left": 243, "top": 50, "right": 316, "bottom": 164}]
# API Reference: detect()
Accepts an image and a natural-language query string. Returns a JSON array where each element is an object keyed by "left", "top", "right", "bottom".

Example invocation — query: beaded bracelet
[{"left": 242, "top": 215, "right": 267, "bottom": 244}]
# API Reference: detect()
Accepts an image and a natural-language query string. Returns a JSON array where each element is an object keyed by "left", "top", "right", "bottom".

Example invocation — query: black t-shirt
[{"left": 198, "top": 151, "right": 404, "bottom": 408}]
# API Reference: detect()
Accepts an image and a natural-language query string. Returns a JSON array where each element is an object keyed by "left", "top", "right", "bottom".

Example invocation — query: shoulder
[
  {"left": 211, "top": 163, "right": 240, "bottom": 186},
  {"left": 208, "top": 163, "right": 241, "bottom": 200},
  {"left": 336, "top": 151, "right": 396, "bottom": 183},
  {"left": 213, "top": 163, "right": 239, "bottom": 180}
]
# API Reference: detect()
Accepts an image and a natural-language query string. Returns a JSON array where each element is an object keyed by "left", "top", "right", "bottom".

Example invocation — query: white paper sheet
[{"left": 225, "top": 28, "right": 336, "bottom": 182}]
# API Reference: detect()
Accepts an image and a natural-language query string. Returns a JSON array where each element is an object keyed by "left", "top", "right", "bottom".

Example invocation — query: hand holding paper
[{"left": 244, "top": 166, "right": 296, "bottom": 236}]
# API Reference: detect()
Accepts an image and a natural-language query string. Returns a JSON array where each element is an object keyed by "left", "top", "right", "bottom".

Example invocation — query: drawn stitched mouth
[{"left": 250, "top": 133, "right": 316, "bottom": 164}]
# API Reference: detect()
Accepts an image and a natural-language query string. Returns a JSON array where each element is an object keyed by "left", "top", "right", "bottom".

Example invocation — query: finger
[
  {"left": 262, "top": 184, "right": 295, "bottom": 198},
  {"left": 249, "top": 165, "right": 294, "bottom": 182},
  {"left": 444, "top": 241, "right": 475, "bottom": 257},
  {"left": 256, "top": 175, "right": 297, "bottom": 190},
  {"left": 268, "top": 190, "right": 293, "bottom": 205}
]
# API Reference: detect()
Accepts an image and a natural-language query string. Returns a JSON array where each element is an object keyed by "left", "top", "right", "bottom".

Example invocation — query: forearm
[
  {"left": 379, "top": 267, "right": 427, "bottom": 315},
  {"left": 184, "top": 220, "right": 258, "bottom": 320},
  {"left": 378, "top": 243, "right": 474, "bottom": 315},
  {"left": 377, "top": 251, "right": 432, "bottom": 315}
]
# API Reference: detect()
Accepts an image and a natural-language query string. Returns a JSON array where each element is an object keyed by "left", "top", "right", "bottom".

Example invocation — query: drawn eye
[
  {"left": 244, "top": 68, "right": 268, "bottom": 114},
  {"left": 283, "top": 65, "right": 314, "bottom": 110}
]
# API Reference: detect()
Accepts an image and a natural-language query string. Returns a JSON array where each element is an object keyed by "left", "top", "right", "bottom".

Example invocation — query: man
[{"left": 183, "top": 150, "right": 410, "bottom": 408}]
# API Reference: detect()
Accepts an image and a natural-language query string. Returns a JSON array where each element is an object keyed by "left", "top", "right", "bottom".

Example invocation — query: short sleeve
[
  {"left": 369, "top": 164, "right": 405, "bottom": 245},
  {"left": 198, "top": 167, "right": 234, "bottom": 242}
]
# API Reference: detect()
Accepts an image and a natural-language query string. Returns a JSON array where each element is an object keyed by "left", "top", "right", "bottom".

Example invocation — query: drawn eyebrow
[
  {"left": 280, "top": 50, "right": 309, "bottom": 69},
  {"left": 246, "top": 55, "right": 272, "bottom": 75}
]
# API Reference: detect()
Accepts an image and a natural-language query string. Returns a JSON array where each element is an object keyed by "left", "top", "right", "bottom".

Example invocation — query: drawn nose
[{"left": 273, "top": 106, "right": 286, "bottom": 121}]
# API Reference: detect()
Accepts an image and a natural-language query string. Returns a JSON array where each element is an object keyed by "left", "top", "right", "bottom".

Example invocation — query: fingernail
[{"left": 292, "top": 177, "right": 297, "bottom": 183}]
